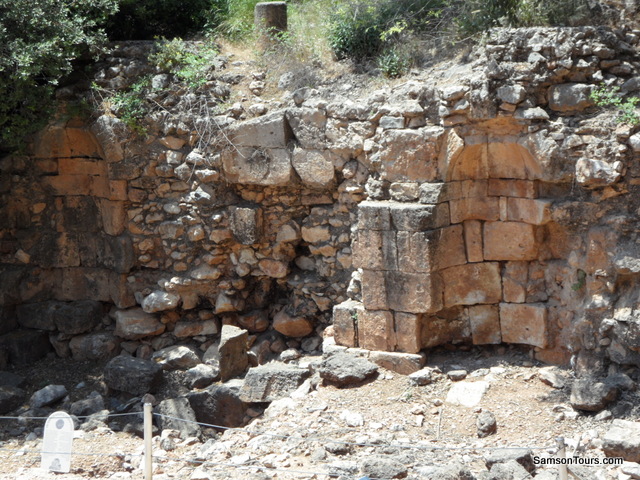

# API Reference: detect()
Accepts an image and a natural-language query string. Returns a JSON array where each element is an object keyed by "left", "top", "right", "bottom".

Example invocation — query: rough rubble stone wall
[{"left": 2, "top": 27, "right": 640, "bottom": 375}]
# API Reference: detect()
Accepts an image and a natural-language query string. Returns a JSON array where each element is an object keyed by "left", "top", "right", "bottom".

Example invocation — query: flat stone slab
[{"left": 445, "top": 381, "right": 489, "bottom": 407}]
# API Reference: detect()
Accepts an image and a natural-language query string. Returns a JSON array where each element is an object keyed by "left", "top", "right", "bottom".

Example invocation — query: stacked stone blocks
[{"left": 336, "top": 144, "right": 552, "bottom": 354}]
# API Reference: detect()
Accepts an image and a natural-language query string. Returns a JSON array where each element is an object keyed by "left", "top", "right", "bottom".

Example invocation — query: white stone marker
[{"left": 41, "top": 411, "right": 74, "bottom": 473}]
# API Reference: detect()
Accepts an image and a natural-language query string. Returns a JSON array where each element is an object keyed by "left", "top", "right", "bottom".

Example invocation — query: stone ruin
[{"left": 2, "top": 26, "right": 640, "bottom": 377}]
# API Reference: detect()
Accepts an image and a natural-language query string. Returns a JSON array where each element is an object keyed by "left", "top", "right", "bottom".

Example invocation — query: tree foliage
[
  {"left": 0, "top": 0, "right": 118, "bottom": 152},
  {"left": 105, "top": 0, "right": 227, "bottom": 40}
]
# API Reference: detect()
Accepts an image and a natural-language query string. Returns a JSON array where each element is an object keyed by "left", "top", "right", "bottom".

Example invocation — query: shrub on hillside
[{"left": 328, "top": 0, "right": 448, "bottom": 61}]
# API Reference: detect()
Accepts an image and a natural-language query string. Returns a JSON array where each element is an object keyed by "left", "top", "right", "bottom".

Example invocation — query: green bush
[
  {"left": 377, "top": 47, "right": 411, "bottom": 78},
  {"left": 150, "top": 38, "right": 219, "bottom": 88},
  {"left": 327, "top": 0, "right": 447, "bottom": 61},
  {"left": 0, "top": 0, "right": 118, "bottom": 152},
  {"left": 591, "top": 84, "right": 640, "bottom": 126},
  {"left": 105, "top": 0, "right": 227, "bottom": 40}
]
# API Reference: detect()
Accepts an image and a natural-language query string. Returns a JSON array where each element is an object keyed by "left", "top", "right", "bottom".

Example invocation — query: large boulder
[
  {"left": 156, "top": 397, "right": 201, "bottom": 439},
  {"left": 30, "top": 384, "right": 68, "bottom": 408},
  {"left": 187, "top": 382, "right": 247, "bottom": 429},
  {"left": 104, "top": 355, "right": 163, "bottom": 395},
  {"left": 319, "top": 353, "right": 378, "bottom": 387},
  {"left": 69, "top": 332, "right": 121, "bottom": 361},
  {"left": 570, "top": 378, "right": 618, "bottom": 411},
  {"left": 240, "top": 363, "right": 310, "bottom": 402}
]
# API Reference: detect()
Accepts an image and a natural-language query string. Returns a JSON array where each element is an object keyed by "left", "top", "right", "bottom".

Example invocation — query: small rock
[
  {"left": 427, "top": 461, "right": 475, "bottom": 479},
  {"left": 360, "top": 457, "right": 408, "bottom": 479},
  {"left": 477, "top": 410, "right": 497, "bottom": 438},
  {"left": 70, "top": 391, "right": 105, "bottom": 417},
  {"left": 488, "top": 459, "right": 529, "bottom": 479},
  {"left": 408, "top": 367, "right": 435, "bottom": 386},
  {"left": 447, "top": 369, "right": 468, "bottom": 381},
  {"left": 484, "top": 448, "right": 534, "bottom": 473},
  {"left": 325, "top": 442, "right": 351, "bottom": 455},
  {"left": 621, "top": 462, "right": 640, "bottom": 479},
  {"left": 594, "top": 410, "right": 613, "bottom": 421},
  {"left": 339, "top": 410, "right": 364, "bottom": 427},
  {"left": 142, "top": 291, "right": 180, "bottom": 313},
  {"left": 0, "top": 372, "right": 26, "bottom": 388},
  {"left": 280, "top": 348, "right": 301, "bottom": 362},
  {"left": 538, "top": 366, "right": 566, "bottom": 389}
]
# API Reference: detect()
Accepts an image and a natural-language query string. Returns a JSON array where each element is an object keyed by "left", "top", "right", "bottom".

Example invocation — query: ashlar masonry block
[
  {"left": 488, "top": 179, "right": 538, "bottom": 198},
  {"left": 420, "top": 309, "right": 470, "bottom": 348},
  {"left": 441, "top": 262, "right": 502, "bottom": 308},
  {"left": 357, "top": 201, "right": 391, "bottom": 230},
  {"left": 361, "top": 269, "right": 388, "bottom": 311},
  {"left": 352, "top": 230, "right": 397, "bottom": 270},
  {"left": 394, "top": 312, "right": 421, "bottom": 353},
  {"left": 500, "top": 302, "right": 547, "bottom": 348},
  {"left": 358, "top": 310, "right": 396, "bottom": 351},
  {"left": 468, "top": 305, "right": 501, "bottom": 344},
  {"left": 449, "top": 197, "right": 500, "bottom": 223},
  {"left": 386, "top": 270, "right": 444, "bottom": 313},
  {"left": 506, "top": 198, "right": 551, "bottom": 225},
  {"left": 483, "top": 221, "right": 538, "bottom": 261},
  {"left": 502, "top": 261, "right": 528, "bottom": 303},
  {"left": 435, "top": 225, "right": 467, "bottom": 270},
  {"left": 389, "top": 202, "right": 450, "bottom": 231},
  {"left": 463, "top": 220, "right": 483, "bottom": 263},
  {"left": 397, "top": 226, "right": 466, "bottom": 273}
]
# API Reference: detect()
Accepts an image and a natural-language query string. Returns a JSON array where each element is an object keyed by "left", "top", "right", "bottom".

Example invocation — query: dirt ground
[{"left": 1, "top": 344, "right": 638, "bottom": 480}]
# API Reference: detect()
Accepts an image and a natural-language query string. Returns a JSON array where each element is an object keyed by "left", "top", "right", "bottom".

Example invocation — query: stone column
[{"left": 254, "top": 1, "right": 287, "bottom": 49}]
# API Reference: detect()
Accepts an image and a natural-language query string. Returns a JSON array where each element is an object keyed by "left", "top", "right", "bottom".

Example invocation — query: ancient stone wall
[{"left": 2, "top": 27, "right": 640, "bottom": 375}]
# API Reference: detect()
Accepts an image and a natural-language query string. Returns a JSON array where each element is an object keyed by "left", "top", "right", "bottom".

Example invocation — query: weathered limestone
[
  {"left": 468, "top": 305, "right": 501, "bottom": 345},
  {"left": 499, "top": 303, "right": 547, "bottom": 348},
  {"left": 483, "top": 222, "right": 538, "bottom": 261},
  {"left": 441, "top": 263, "right": 502, "bottom": 308},
  {"left": 114, "top": 308, "right": 165, "bottom": 340}
]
